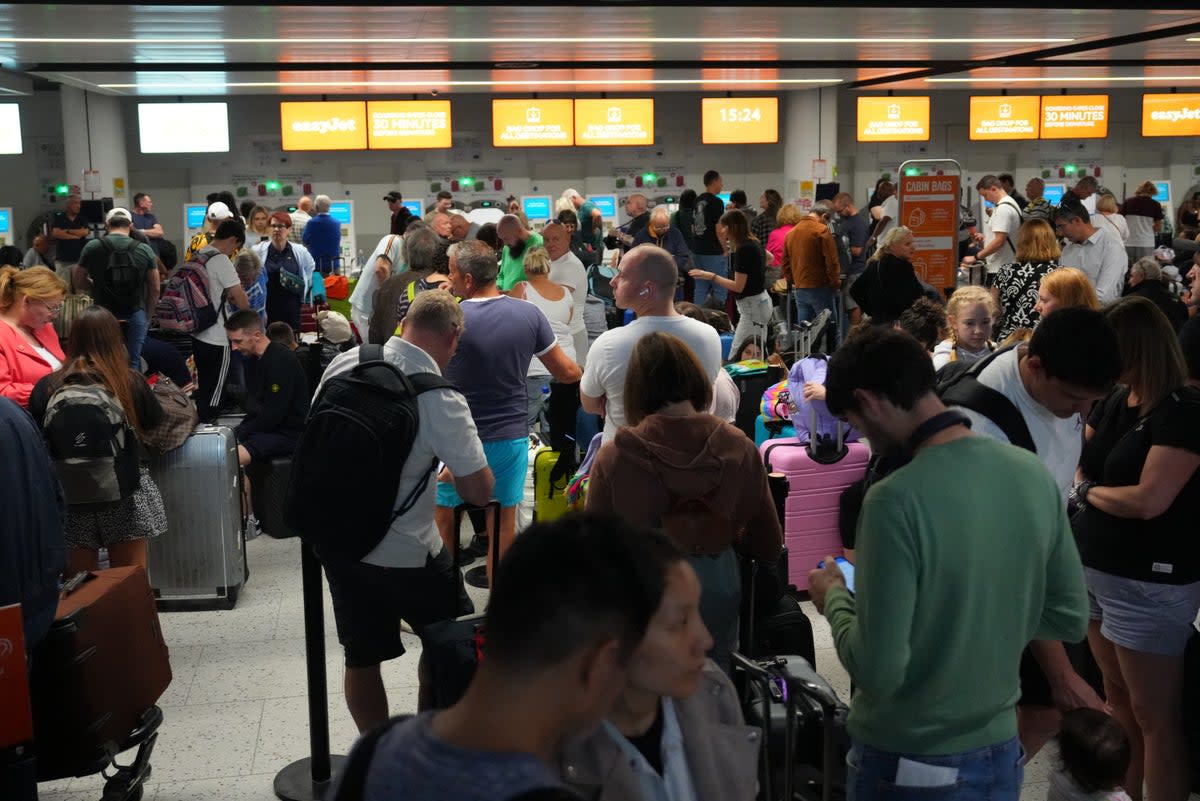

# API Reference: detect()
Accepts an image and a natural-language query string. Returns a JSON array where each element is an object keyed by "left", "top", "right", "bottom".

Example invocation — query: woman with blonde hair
[
  {"left": 28, "top": 306, "right": 167, "bottom": 572},
  {"left": 848, "top": 226, "right": 926, "bottom": 324},
  {"left": 1034, "top": 267, "right": 1100, "bottom": 319},
  {"left": 245, "top": 205, "right": 272, "bottom": 246},
  {"left": 1094, "top": 193, "right": 1129, "bottom": 245},
  {"left": 1120, "top": 181, "right": 1165, "bottom": 263},
  {"left": 0, "top": 265, "right": 68, "bottom": 407},
  {"left": 511, "top": 246, "right": 576, "bottom": 432},
  {"left": 765, "top": 204, "right": 802, "bottom": 269},
  {"left": 993, "top": 218, "right": 1062, "bottom": 339}
]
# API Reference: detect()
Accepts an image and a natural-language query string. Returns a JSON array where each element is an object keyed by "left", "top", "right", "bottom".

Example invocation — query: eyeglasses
[{"left": 37, "top": 299, "right": 64, "bottom": 316}]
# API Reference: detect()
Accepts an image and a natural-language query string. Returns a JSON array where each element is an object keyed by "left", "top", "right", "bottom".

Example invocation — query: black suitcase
[
  {"left": 418, "top": 502, "right": 499, "bottom": 710},
  {"left": 247, "top": 456, "right": 296, "bottom": 539},
  {"left": 732, "top": 365, "right": 786, "bottom": 441},
  {"left": 734, "top": 653, "right": 849, "bottom": 801}
]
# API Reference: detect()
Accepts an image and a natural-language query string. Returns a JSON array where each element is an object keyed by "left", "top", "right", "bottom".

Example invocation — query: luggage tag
[{"left": 60, "top": 571, "right": 94, "bottom": 597}]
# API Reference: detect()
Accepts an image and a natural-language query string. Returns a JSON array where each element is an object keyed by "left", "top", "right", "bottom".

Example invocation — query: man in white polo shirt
[
  {"left": 582, "top": 244, "right": 722, "bottom": 443},
  {"left": 962, "top": 174, "right": 1022, "bottom": 286}
]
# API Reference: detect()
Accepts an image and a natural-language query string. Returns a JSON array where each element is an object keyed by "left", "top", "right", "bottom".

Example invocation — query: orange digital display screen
[
  {"left": 701, "top": 97, "right": 779, "bottom": 144},
  {"left": 969, "top": 96, "right": 1040, "bottom": 140},
  {"left": 492, "top": 99, "right": 574, "bottom": 147},
  {"left": 366, "top": 100, "right": 452, "bottom": 149},
  {"left": 574, "top": 99, "right": 654, "bottom": 146},
  {"left": 1040, "top": 95, "right": 1109, "bottom": 139},
  {"left": 280, "top": 101, "right": 367, "bottom": 151},
  {"left": 1141, "top": 93, "right": 1200, "bottom": 138},
  {"left": 857, "top": 97, "right": 930, "bottom": 142}
]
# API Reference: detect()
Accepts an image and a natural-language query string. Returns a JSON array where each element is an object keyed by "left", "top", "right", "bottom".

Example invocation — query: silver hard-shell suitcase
[{"left": 147, "top": 424, "right": 246, "bottom": 610}]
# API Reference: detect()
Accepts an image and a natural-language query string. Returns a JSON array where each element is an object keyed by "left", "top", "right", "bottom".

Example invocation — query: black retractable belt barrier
[{"left": 274, "top": 541, "right": 345, "bottom": 801}]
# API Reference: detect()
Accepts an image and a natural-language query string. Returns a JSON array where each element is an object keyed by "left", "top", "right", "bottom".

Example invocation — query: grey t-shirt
[{"left": 348, "top": 712, "right": 566, "bottom": 801}]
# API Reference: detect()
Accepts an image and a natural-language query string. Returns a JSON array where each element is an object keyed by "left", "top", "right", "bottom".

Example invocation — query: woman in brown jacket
[{"left": 586, "top": 331, "right": 783, "bottom": 672}]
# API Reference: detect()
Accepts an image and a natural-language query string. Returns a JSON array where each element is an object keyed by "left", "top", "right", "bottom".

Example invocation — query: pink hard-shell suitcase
[{"left": 760, "top": 413, "right": 869, "bottom": 590}]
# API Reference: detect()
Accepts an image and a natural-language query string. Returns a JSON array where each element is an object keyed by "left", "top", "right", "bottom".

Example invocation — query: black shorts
[
  {"left": 323, "top": 548, "right": 468, "bottom": 668},
  {"left": 236, "top": 429, "right": 300, "bottom": 463}
]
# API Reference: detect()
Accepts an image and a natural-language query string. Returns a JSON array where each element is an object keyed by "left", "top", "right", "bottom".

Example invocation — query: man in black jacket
[{"left": 225, "top": 310, "right": 310, "bottom": 534}]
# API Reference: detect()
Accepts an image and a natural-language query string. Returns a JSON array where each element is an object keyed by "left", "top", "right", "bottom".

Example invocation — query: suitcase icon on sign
[{"left": 526, "top": 107, "right": 542, "bottom": 124}]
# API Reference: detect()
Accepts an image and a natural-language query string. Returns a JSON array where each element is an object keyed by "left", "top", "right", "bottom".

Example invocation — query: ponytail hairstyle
[
  {"left": 944, "top": 285, "right": 999, "bottom": 360},
  {"left": 54, "top": 306, "right": 142, "bottom": 433},
  {"left": 0, "top": 265, "right": 67, "bottom": 314}
]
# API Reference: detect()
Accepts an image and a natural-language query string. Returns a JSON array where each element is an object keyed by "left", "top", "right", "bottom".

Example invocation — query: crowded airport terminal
[{"left": 3, "top": 4, "right": 1200, "bottom": 801}]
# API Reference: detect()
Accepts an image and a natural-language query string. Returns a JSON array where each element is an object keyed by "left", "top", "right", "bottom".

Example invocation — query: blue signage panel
[
  {"left": 1043, "top": 184, "right": 1067, "bottom": 206},
  {"left": 591, "top": 194, "right": 617, "bottom": 218},
  {"left": 0, "top": 210, "right": 9, "bottom": 234},
  {"left": 522, "top": 196, "right": 552, "bottom": 221},
  {"left": 329, "top": 201, "right": 352, "bottom": 224},
  {"left": 1152, "top": 181, "right": 1170, "bottom": 203},
  {"left": 185, "top": 204, "right": 208, "bottom": 228},
  {"left": 402, "top": 200, "right": 423, "bottom": 218}
]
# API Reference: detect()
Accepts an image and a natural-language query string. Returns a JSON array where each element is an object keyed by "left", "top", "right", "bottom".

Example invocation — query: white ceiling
[{"left": 2, "top": 4, "right": 1198, "bottom": 95}]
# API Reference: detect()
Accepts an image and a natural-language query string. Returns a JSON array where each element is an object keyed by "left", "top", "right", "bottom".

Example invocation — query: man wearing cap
[
  {"left": 50, "top": 194, "right": 91, "bottom": 292},
  {"left": 252, "top": 211, "right": 322, "bottom": 334},
  {"left": 74, "top": 208, "right": 160, "bottom": 369},
  {"left": 385, "top": 191, "right": 413, "bottom": 236},
  {"left": 187, "top": 201, "right": 235, "bottom": 262},
  {"left": 288, "top": 196, "right": 313, "bottom": 245}
]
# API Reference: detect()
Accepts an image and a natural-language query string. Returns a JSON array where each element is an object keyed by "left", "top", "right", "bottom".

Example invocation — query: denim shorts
[
  {"left": 848, "top": 737, "right": 1023, "bottom": 801},
  {"left": 436, "top": 436, "right": 528, "bottom": 508},
  {"left": 1085, "top": 567, "right": 1200, "bottom": 656}
]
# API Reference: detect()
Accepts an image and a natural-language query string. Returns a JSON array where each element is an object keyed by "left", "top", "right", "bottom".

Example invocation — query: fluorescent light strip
[
  {"left": 1, "top": 36, "right": 1072, "bottom": 45},
  {"left": 100, "top": 77, "right": 844, "bottom": 90},
  {"left": 927, "top": 76, "right": 1198, "bottom": 83}
]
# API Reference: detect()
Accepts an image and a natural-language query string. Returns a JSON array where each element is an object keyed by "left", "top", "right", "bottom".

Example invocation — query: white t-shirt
[
  {"left": 984, "top": 196, "right": 1021, "bottom": 274},
  {"left": 320, "top": 338, "right": 488, "bottom": 568},
  {"left": 581, "top": 315, "right": 723, "bottom": 442},
  {"left": 31, "top": 343, "right": 62, "bottom": 371},
  {"left": 349, "top": 234, "right": 405, "bottom": 318},
  {"left": 192, "top": 246, "right": 243, "bottom": 347},
  {"left": 549, "top": 251, "right": 588, "bottom": 336},
  {"left": 952, "top": 347, "right": 1084, "bottom": 500},
  {"left": 710, "top": 368, "right": 739, "bottom": 423},
  {"left": 876, "top": 195, "right": 899, "bottom": 239}
]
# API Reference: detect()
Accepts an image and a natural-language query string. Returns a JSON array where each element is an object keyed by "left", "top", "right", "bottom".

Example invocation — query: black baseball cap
[{"left": 383, "top": 191, "right": 402, "bottom": 202}]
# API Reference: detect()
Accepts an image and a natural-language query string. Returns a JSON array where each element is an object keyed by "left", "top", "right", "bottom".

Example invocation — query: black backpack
[
  {"left": 98, "top": 238, "right": 144, "bottom": 313},
  {"left": 42, "top": 376, "right": 141, "bottom": 505},
  {"left": 284, "top": 344, "right": 455, "bottom": 562},
  {"left": 937, "top": 345, "right": 1036, "bottom": 453}
]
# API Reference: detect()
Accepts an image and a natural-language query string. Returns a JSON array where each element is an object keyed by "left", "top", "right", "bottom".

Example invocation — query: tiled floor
[{"left": 33, "top": 529, "right": 1102, "bottom": 801}]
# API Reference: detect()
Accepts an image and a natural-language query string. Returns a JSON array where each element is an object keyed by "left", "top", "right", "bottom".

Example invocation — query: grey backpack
[{"left": 43, "top": 379, "right": 141, "bottom": 505}]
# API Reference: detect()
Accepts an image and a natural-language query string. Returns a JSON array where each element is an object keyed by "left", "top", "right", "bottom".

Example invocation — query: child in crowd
[
  {"left": 231, "top": 251, "right": 267, "bottom": 325},
  {"left": 895, "top": 297, "right": 949, "bottom": 356},
  {"left": 1048, "top": 708, "right": 1132, "bottom": 801},
  {"left": 932, "top": 285, "right": 998, "bottom": 370}
]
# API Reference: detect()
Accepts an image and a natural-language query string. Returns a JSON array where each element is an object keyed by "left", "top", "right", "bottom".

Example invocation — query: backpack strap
[
  {"left": 388, "top": 370, "right": 460, "bottom": 521},
  {"left": 327, "top": 715, "right": 412, "bottom": 801},
  {"left": 359, "top": 343, "right": 385, "bottom": 363},
  {"left": 939, "top": 346, "right": 1036, "bottom": 453}
]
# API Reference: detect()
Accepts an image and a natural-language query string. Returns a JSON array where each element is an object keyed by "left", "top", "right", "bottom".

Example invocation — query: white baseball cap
[
  {"left": 105, "top": 207, "right": 132, "bottom": 224},
  {"left": 206, "top": 201, "right": 234, "bottom": 221}
]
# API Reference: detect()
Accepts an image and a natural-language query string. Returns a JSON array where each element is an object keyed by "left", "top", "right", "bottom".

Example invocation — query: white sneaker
[{"left": 245, "top": 515, "right": 262, "bottom": 541}]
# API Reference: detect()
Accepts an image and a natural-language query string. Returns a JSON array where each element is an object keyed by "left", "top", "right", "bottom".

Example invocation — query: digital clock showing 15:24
[{"left": 718, "top": 107, "right": 763, "bottom": 123}]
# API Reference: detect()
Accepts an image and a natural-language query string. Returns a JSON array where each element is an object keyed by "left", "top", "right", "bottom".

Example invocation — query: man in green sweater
[
  {"left": 496, "top": 214, "right": 543, "bottom": 291},
  {"left": 808, "top": 327, "right": 1089, "bottom": 801}
]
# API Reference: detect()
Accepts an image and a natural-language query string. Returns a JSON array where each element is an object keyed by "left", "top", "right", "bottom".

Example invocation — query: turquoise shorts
[{"left": 437, "top": 437, "right": 528, "bottom": 509}]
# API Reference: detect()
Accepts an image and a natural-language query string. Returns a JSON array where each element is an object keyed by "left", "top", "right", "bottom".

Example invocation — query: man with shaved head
[
  {"left": 289, "top": 195, "right": 313, "bottom": 244},
  {"left": 581, "top": 244, "right": 722, "bottom": 442},
  {"left": 543, "top": 221, "right": 589, "bottom": 365},
  {"left": 495, "top": 214, "right": 543, "bottom": 291}
]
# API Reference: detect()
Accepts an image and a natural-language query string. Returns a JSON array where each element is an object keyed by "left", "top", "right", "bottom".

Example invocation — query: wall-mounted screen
[
  {"left": 1043, "top": 184, "right": 1067, "bottom": 206},
  {"left": 1040, "top": 95, "right": 1109, "bottom": 139},
  {"left": 280, "top": 101, "right": 367, "bottom": 151},
  {"left": 1142, "top": 94, "right": 1200, "bottom": 137},
  {"left": 1151, "top": 181, "right": 1171, "bottom": 204},
  {"left": 701, "top": 97, "right": 779, "bottom": 144},
  {"left": 717, "top": 192, "right": 732, "bottom": 205},
  {"left": 969, "top": 96, "right": 1040, "bottom": 141},
  {"left": 402, "top": 200, "right": 423, "bottom": 218},
  {"left": 590, "top": 194, "right": 618, "bottom": 219},
  {"left": 0, "top": 105, "right": 22, "bottom": 154},
  {"left": 857, "top": 97, "right": 930, "bottom": 142},
  {"left": 574, "top": 98, "right": 654, "bottom": 146},
  {"left": 0, "top": 209, "right": 10, "bottom": 234},
  {"left": 521, "top": 196, "right": 552, "bottom": 221},
  {"left": 493, "top": 99, "right": 574, "bottom": 147},
  {"left": 328, "top": 201, "right": 352, "bottom": 225},
  {"left": 184, "top": 204, "right": 208, "bottom": 228},
  {"left": 367, "top": 100, "right": 452, "bottom": 149},
  {"left": 139, "top": 103, "right": 230, "bottom": 153}
]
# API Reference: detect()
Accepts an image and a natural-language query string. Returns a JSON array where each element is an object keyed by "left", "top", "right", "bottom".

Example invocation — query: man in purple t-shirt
[{"left": 437, "top": 241, "right": 581, "bottom": 576}]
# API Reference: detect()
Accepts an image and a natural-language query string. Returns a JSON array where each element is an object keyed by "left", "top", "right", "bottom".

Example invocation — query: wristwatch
[{"left": 1076, "top": 479, "right": 1095, "bottom": 505}]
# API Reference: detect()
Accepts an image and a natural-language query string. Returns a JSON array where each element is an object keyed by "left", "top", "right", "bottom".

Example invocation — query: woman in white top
[
  {"left": 348, "top": 233, "right": 405, "bottom": 340},
  {"left": 511, "top": 246, "right": 576, "bottom": 432},
  {"left": 1094, "top": 194, "right": 1129, "bottom": 245}
]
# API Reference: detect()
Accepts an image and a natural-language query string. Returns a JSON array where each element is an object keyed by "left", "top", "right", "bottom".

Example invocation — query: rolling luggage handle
[{"left": 806, "top": 404, "right": 849, "bottom": 467}]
